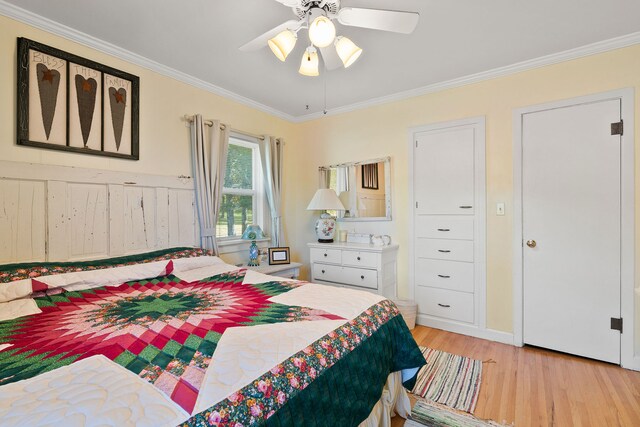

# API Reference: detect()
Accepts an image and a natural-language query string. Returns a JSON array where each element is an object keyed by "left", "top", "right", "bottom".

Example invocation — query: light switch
[{"left": 496, "top": 202, "right": 505, "bottom": 216}]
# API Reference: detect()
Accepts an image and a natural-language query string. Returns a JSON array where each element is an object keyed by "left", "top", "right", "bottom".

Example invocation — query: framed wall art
[
  {"left": 268, "top": 247, "right": 290, "bottom": 265},
  {"left": 17, "top": 37, "right": 139, "bottom": 160},
  {"left": 361, "top": 163, "right": 379, "bottom": 189}
]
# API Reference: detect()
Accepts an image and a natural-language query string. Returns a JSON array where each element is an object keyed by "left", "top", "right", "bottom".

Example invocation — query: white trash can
[{"left": 391, "top": 298, "right": 417, "bottom": 330}]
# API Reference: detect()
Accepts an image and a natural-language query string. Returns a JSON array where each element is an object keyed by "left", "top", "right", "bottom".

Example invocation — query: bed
[{"left": 0, "top": 247, "right": 425, "bottom": 426}]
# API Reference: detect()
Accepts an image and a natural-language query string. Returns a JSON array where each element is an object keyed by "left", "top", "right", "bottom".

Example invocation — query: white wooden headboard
[{"left": 0, "top": 160, "right": 197, "bottom": 264}]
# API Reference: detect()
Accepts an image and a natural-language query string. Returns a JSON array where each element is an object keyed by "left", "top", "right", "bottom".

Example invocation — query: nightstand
[{"left": 242, "top": 262, "right": 302, "bottom": 279}]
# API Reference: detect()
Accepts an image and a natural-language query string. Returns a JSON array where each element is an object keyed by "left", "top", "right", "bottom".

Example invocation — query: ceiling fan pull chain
[{"left": 323, "top": 74, "right": 328, "bottom": 115}]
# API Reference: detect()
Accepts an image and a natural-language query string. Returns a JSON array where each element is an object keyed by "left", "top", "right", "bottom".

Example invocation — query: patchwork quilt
[{"left": 0, "top": 248, "right": 425, "bottom": 426}]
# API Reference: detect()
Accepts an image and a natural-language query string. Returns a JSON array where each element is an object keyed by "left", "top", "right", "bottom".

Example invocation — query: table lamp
[
  {"left": 241, "top": 224, "right": 266, "bottom": 266},
  {"left": 307, "top": 189, "right": 345, "bottom": 243}
]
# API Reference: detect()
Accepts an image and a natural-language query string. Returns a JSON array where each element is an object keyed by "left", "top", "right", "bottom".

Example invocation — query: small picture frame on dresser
[{"left": 268, "top": 247, "right": 290, "bottom": 265}]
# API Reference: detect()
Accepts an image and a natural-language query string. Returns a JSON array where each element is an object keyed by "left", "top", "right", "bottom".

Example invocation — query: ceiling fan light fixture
[
  {"left": 308, "top": 15, "right": 336, "bottom": 48},
  {"left": 268, "top": 30, "right": 297, "bottom": 61},
  {"left": 335, "top": 36, "right": 362, "bottom": 68},
  {"left": 299, "top": 46, "right": 319, "bottom": 77}
]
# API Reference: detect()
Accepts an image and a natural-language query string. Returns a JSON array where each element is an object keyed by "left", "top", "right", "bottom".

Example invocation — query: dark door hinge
[
  {"left": 611, "top": 121, "right": 623, "bottom": 136},
  {"left": 611, "top": 317, "right": 623, "bottom": 333}
]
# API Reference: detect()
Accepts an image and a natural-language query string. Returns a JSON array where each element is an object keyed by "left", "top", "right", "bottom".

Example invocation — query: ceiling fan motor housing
[{"left": 294, "top": 0, "right": 340, "bottom": 19}]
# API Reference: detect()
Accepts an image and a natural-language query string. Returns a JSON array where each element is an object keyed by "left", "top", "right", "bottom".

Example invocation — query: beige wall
[
  {"left": 0, "top": 14, "right": 306, "bottom": 261},
  {"left": 0, "top": 14, "right": 302, "bottom": 241},
  {"left": 290, "top": 45, "right": 640, "bottom": 345},
  {"left": 2, "top": 15, "right": 639, "bottom": 350}
]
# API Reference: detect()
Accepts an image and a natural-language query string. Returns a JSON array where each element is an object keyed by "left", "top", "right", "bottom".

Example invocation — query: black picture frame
[
  {"left": 361, "top": 163, "right": 379, "bottom": 190},
  {"left": 268, "top": 247, "right": 290, "bottom": 265},
  {"left": 17, "top": 37, "right": 140, "bottom": 160}
]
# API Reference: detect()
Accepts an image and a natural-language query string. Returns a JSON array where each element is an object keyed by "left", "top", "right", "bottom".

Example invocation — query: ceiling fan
[{"left": 240, "top": 0, "right": 420, "bottom": 76}]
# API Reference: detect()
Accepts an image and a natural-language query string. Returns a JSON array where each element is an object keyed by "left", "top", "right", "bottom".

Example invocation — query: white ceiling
[{"left": 5, "top": 0, "right": 640, "bottom": 119}]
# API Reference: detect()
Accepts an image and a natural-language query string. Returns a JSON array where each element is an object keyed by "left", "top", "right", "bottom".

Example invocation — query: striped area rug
[
  {"left": 411, "top": 347, "right": 482, "bottom": 413},
  {"left": 406, "top": 400, "right": 509, "bottom": 427}
]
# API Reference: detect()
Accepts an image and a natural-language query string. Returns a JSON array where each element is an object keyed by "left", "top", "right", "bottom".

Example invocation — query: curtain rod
[{"left": 182, "top": 114, "right": 271, "bottom": 141}]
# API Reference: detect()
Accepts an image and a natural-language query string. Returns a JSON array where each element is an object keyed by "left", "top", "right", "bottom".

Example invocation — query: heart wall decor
[
  {"left": 36, "top": 63, "right": 61, "bottom": 140},
  {"left": 17, "top": 37, "right": 139, "bottom": 160},
  {"left": 74, "top": 75, "right": 98, "bottom": 147},
  {"left": 108, "top": 87, "right": 127, "bottom": 151}
]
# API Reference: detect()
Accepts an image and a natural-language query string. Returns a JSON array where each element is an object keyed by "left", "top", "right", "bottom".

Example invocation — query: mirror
[{"left": 319, "top": 157, "right": 391, "bottom": 221}]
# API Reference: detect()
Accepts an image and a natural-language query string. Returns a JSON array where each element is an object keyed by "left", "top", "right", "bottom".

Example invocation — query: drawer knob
[
  {"left": 357, "top": 256, "right": 361, "bottom": 261},
  {"left": 360, "top": 275, "right": 365, "bottom": 280},
  {"left": 437, "top": 274, "right": 450, "bottom": 278},
  {"left": 438, "top": 250, "right": 451, "bottom": 253},
  {"left": 323, "top": 253, "right": 328, "bottom": 257},
  {"left": 459, "top": 205, "right": 473, "bottom": 209},
  {"left": 437, "top": 228, "right": 450, "bottom": 232},
  {"left": 321, "top": 269, "right": 325, "bottom": 274},
  {"left": 438, "top": 303, "right": 451, "bottom": 308}
]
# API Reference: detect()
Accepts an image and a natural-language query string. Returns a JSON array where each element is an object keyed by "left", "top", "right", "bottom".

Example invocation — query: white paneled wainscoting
[{"left": 0, "top": 161, "right": 196, "bottom": 263}]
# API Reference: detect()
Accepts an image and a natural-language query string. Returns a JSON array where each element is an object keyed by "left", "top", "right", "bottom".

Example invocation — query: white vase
[{"left": 315, "top": 212, "right": 336, "bottom": 243}]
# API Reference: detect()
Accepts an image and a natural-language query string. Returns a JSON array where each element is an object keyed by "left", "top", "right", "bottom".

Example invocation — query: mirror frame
[{"left": 321, "top": 156, "right": 391, "bottom": 222}]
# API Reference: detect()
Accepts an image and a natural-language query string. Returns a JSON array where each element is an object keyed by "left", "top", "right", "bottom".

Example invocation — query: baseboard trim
[
  {"left": 622, "top": 356, "right": 640, "bottom": 372},
  {"left": 416, "top": 314, "right": 515, "bottom": 346}
]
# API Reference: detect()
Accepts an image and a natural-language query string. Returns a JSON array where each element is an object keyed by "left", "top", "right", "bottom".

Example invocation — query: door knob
[{"left": 526, "top": 240, "right": 537, "bottom": 248}]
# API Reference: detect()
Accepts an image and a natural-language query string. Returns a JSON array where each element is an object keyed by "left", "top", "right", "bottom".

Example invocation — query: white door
[
  {"left": 414, "top": 127, "right": 475, "bottom": 215},
  {"left": 522, "top": 99, "right": 621, "bottom": 363}
]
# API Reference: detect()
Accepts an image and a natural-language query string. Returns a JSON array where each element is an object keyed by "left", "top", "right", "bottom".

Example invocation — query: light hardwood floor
[{"left": 391, "top": 326, "right": 640, "bottom": 426}]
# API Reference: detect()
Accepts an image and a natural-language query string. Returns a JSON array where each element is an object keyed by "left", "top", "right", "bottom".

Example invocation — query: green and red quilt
[{"left": 0, "top": 249, "right": 425, "bottom": 426}]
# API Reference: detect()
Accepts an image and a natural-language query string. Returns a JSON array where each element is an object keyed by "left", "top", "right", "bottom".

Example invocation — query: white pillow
[
  {"left": 171, "top": 256, "right": 227, "bottom": 273},
  {"left": 41, "top": 260, "right": 172, "bottom": 292}
]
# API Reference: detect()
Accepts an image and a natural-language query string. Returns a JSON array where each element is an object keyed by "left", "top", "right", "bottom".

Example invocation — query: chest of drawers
[
  {"left": 410, "top": 118, "right": 486, "bottom": 335},
  {"left": 308, "top": 242, "right": 399, "bottom": 298}
]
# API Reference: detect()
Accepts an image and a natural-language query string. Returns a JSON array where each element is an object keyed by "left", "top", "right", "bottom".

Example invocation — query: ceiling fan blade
[
  {"left": 320, "top": 46, "right": 342, "bottom": 71},
  {"left": 337, "top": 7, "right": 419, "bottom": 34},
  {"left": 239, "top": 20, "right": 303, "bottom": 51}
]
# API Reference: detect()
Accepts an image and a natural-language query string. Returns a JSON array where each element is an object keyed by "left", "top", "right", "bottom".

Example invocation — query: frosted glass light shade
[
  {"left": 335, "top": 36, "right": 362, "bottom": 68},
  {"left": 308, "top": 16, "right": 336, "bottom": 48},
  {"left": 299, "top": 47, "right": 320, "bottom": 77},
  {"left": 307, "top": 189, "right": 345, "bottom": 211},
  {"left": 241, "top": 224, "right": 266, "bottom": 241},
  {"left": 268, "top": 30, "right": 297, "bottom": 61}
]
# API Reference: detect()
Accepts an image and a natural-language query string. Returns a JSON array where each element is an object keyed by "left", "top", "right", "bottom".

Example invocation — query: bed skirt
[{"left": 360, "top": 371, "right": 411, "bottom": 427}]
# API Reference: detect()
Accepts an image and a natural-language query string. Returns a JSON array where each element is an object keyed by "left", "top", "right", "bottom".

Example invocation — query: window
[{"left": 216, "top": 136, "right": 264, "bottom": 240}]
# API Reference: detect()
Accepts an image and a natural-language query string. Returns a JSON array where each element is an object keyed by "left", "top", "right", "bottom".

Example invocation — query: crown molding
[
  {"left": 0, "top": 0, "right": 297, "bottom": 123},
  {"left": 293, "top": 31, "right": 640, "bottom": 122},
  {"left": 2, "top": 0, "right": 639, "bottom": 124}
]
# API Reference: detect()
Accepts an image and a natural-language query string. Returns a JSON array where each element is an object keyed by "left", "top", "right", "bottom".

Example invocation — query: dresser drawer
[
  {"left": 416, "top": 239, "right": 474, "bottom": 262},
  {"left": 416, "top": 287, "right": 474, "bottom": 323},
  {"left": 312, "top": 264, "right": 378, "bottom": 290},
  {"left": 312, "top": 263, "right": 343, "bottom": 283},
  {"left": 415, "top": 216, "right": 474, "bottom": 240},
  {"left": 342, "top": 250, "right": 378, "bottom": 268},
  {"left": 341, "top": 266, "right": 378, "bottom": 290},
  {"left": 310, "top": 247, "right": 342, "bottom": 264},
  {"left": 415, "top": 259, "right": 474, "bottom": 293}
]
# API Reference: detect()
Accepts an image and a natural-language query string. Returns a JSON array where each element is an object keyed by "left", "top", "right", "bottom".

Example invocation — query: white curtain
[
  {"left": 335, "top": 166, "right": 349, "bottom": 195},
  {"left": 190, "top": 115, "right": 229, "bottom": 254},
  {"left": 318, "top": 168, "right": 331, "bottom": 189},
  {"left": 348, "top": 165, "right": 358, "bottom": 217},
  {"left": 260, "top": 136, "right": 284, "bottom": 247}
]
